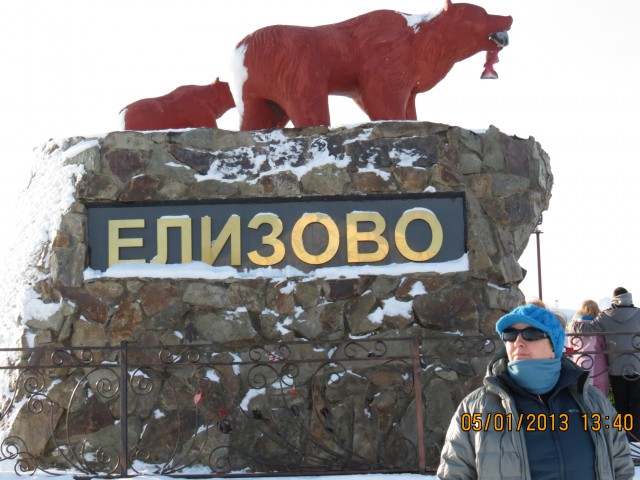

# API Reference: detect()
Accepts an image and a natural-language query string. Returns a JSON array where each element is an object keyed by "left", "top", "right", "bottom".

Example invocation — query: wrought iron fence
[{"left": 0, "top": 332, "right": 637, "bottom": 478}]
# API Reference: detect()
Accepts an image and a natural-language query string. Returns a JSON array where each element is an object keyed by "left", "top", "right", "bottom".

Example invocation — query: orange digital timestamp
[
  {"left": 460, "top": 413, "right": 570, "bottom": 432},
  {"left": 581, "top": 413, "right": 633, "bottom": 432}
]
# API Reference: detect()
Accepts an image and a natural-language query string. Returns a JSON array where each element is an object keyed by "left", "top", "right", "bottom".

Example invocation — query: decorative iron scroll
[{"left": 0, "top": 333, "right": 638, "bottom": 477}]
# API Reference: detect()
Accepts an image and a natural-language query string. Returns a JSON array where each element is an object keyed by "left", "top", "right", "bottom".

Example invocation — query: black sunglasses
[{"left": 501, "top": 327, "right": 549, "bottom": 342}]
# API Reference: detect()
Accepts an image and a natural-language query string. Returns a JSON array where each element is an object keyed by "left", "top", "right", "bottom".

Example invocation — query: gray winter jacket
[
  {"left": 568, "top": 294, "right": 640, "bottom": 375},
  {"left": 437, "top": 355, "right": 634, "bottom": 479}
]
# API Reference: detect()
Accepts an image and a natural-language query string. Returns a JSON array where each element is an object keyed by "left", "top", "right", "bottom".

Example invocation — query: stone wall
[{"left": 5, "top": 121, "right": 552, "bottom": 472}]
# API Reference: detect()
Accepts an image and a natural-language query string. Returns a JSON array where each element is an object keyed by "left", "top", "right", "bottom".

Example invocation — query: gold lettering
[
  {"left": 108, "top": 219, "right": 145, "bottom": 267},
  {"left": 103, "top": 204, "right": 452, "bottom": 270},
  {"left": 346, "top": 212, "right": 389, "bottom": 263},
  {"left": 291, "top": 213, "right": 339, "bottom": 265},
  {"left": 395, "top": 209, "right": 443, "bottom": 261},
  {"left": 247, "top": 214, "right": 285, "bottom": 266},
  {"left": 201, "top": 215, "right": 241, "bottom": 265},
  {"left": 151, "top": 217, "right": 193, "bottom": 264}
]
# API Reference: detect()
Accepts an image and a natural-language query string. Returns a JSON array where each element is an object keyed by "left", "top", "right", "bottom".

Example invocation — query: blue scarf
[{"left": 507, "top": 358, "right": 561, "bottom": 394}]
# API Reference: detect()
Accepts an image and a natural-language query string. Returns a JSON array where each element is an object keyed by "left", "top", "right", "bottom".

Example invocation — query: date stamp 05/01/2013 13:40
[{"left": 460, "top": 412, "right": 634, "bottom": 433}]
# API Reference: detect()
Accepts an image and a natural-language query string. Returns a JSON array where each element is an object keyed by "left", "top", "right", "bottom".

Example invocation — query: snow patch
[
  {"left": 240, "top": 387, "right": 265, "bottom": 411},
  {"left": 231, "top": 44, "right": 248, "bottom": 119},
  {"left": 368, "top": 297, "right": 414, "bottom": 323},
  {"left": 85, "top": 255, "right": 469, "bottom": 282},
  {"left": 408, "top": 281, "right": 428, "bottom": 297},
  {"left": 401, "top": 8, "right": 443, "bottom": 32}
]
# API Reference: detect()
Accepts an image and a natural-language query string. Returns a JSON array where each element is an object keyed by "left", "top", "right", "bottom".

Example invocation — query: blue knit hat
[{"left": 496, "top": 304, "right": 565, "bottom": 357}]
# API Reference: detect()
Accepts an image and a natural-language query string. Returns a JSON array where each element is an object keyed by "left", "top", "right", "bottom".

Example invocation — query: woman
[
  {"left": 437, "top": 304, "right": 633, "bottom": 479},
  {"left": 568, "top": 300, "right": 609, "bottom": 396}
]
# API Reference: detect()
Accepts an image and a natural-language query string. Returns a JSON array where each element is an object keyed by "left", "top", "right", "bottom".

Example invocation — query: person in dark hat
[
  {"left": 438, "top": 303, "right": 633, "bottom": 479},
  {"left": 568, "top": 287, "right": 640, "bottom": 438}
]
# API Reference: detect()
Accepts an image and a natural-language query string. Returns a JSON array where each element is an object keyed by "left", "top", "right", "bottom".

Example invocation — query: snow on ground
[
  {"left": 0, "top": 471, "right": 434, "bottom": 480},
  {"left": 1, "top": 470, "right": 640, "bottom": 479}
]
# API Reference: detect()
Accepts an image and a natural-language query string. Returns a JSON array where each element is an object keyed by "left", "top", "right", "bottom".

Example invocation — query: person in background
[
  {"left": 438, "top": 303, "right": 633, "bottom": 480},
  {"left": 567, "top": 300, "right": 609, "bottom": 396},
  {"left": 528, "top": 298, "right": 567, "bottom": 328},
  {"left": 568, "top": 287, "right": 640, "bottom": 438}
]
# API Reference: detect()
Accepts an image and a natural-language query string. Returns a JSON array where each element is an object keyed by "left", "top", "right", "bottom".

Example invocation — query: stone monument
[{"left": 0, "top": 121, "right": 552, "bottom": 475}]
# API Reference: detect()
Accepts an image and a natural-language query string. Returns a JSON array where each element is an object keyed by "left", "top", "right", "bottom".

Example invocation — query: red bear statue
[
  {"left": 121, "top": 78, "right": 235, "bottom": 131},
  {"left": 234, "top": 0, "right": 511, "bottom": 130}
]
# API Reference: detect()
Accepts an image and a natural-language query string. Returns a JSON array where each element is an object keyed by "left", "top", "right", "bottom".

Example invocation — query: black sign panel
[{"left": 86, "top": 193, "right": 466, "bottom": 273}]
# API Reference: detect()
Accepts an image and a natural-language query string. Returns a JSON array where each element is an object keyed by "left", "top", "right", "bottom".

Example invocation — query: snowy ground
[
  {"left": 0, "top": 469, "right": 640, "bottom": 479},
  {"left": 8, "top": 474, "right": 429, "bottom": 480},
  {"left": 0, "top": 468, "right": 431, "bottom": 479},
  {"left": 0, "top": 471, "right": 441, "bottom": 479}
]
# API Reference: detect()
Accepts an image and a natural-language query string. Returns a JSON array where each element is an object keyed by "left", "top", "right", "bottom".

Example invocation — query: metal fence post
[
  {"left": 411, "top": 335, "right": 426, "bottom": 473},
  {"left": 119, "top": 340, "right": 129, "bottom": 477}
]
